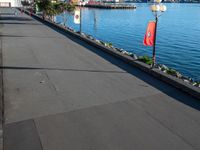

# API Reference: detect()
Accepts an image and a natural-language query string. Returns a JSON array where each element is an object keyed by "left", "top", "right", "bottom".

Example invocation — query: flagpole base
[{"left": 151, "top": 64, "right": 155, "bottom": 69}]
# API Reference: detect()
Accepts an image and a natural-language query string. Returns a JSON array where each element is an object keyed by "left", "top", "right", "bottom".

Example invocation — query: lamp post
[{"left": 150, "top": 0, "right": 167, "bottom": 68}]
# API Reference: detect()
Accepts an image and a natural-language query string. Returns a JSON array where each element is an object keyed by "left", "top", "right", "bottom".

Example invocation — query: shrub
[
  {"left": 138, "top": 56, "right": 153, "bottom": 65},
  {"left": 166, "top": 68, "right": 177, "bottom": 76}
]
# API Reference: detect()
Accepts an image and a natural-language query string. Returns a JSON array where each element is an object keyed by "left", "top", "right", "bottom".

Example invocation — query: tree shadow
[
  {"left": 0, "top": 13, "right": 15, "bottom": 15},
  {"left": 0, "top": 34, "right": 64, "bottom": 39},
  {"left": 0, "top": 16, "right": 33, "bottom": 21},
  {"left": 0, "top": 22, "right": 42, "bottom": 25}
]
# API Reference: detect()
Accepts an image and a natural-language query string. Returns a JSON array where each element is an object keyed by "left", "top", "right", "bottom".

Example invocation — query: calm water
[{"left": 56, "top": 3, "right": 200, "bottom": 81}]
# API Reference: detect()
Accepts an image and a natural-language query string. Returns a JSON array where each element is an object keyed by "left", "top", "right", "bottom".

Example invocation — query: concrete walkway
[{"left": 0, "top": 8, "right": 200, "bottom": 150}]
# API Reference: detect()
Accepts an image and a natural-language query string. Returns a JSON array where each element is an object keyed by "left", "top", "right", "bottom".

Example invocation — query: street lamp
[{"left": 150, "top": 0, "right": 167, "bottom": 68}]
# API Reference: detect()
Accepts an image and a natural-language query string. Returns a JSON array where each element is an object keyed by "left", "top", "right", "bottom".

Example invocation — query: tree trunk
[{"left": 42, "top": 11, "right": 46, "bottom": 20}]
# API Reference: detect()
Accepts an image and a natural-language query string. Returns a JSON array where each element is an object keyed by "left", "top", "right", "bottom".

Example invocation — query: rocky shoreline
[{"left": 71, "top": 31, "right": 200, "bottom": 89}]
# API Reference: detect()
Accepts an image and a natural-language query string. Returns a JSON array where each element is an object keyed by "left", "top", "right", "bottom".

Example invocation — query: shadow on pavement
[
  {"left": 0, "top": 13, "right": 15, "bottom": 15},
  {"left": 35, "top": 19, "right": 200, "bottom": 111},
  {"left": 0, "top": 66, "right": 127, "bottom": 74},
  {"left": 0, "top": 22, "right": 42, "bottom": 25},
  {"left": 0, "top": 16, "right": 33, "bottom": 21},
  {"left": 0, "top": 34, "right": 65, "bottom": 39}
]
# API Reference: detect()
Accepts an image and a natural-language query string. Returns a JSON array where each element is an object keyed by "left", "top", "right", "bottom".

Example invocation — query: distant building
[
  {"left": 114, "top": 0, "right": 124, "bottom": 2},
  {"left": 87, "top": 0, "right": 124, "bottom": 3},
  {"left": 0, "top": 0, "right": 22, "bottom": 7},
  {"left": 69, "top": 0, "right": 81, "bottom": 3}
]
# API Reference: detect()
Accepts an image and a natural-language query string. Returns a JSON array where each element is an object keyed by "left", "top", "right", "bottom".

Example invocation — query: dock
[
  {"left": 1, "top": 8, "right": 200, "bottom": 150},
  {"left": 83, "top": 4, "right": 136, "bottom": 9}
]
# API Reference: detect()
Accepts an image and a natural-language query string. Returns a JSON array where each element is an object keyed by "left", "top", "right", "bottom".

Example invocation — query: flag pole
[{"left": 152, "top": 15, "right": 158, "bottom": 68}]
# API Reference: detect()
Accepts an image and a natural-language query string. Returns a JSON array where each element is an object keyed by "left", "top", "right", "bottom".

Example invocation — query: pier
[
  {"left": 83, "top": 4, "right": 136, "bottom": 9},
  {"left": 0, "top": 8, "right": 200, "bottom": 150}
]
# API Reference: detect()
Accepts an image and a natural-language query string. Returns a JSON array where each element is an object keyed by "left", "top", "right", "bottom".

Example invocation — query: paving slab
[
  {"left": 34, "top": 99, "right": 195, "bottom": 150},
  {"left": 4, "top": 120, "right": 42, "bottom": 150}
]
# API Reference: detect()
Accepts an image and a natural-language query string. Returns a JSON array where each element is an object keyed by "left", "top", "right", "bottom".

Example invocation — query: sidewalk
[{"left": 1, "top": 8, "right": 200, "bottom": 150}]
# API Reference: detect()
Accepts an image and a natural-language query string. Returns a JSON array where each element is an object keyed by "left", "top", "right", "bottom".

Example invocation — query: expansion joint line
[{"left": 0, "top": 31, "right": 5, "bottom": 150}]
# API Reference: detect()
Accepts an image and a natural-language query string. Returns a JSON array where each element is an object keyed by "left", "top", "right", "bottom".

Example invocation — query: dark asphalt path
[{"left": 0, "top": 8, "right": 200, "bottom": 150}]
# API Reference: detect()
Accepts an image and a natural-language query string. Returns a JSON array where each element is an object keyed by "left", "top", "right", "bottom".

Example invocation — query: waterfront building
[
  {"left": 103, "top": 0, "right": 124, "bottom": 2},
  {"left": 69, "top": 0, "right": 81, "bottom": 3},
  {"left": 115, "top": 0, "right": 124, "bottom": 2},
  {"left": 0, "top": 0, "right": 22, "bottom": 7}
]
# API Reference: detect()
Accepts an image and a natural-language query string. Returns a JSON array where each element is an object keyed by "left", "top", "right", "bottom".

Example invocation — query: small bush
[
  {"left": 166, "top": 68, "right": 177, "bottom": 76},
  {"left": 138, "top": 56, "right": 153, "bottom": 65},
  {"left": 108, "top": 42, "right": 112, "bottom": 47}
]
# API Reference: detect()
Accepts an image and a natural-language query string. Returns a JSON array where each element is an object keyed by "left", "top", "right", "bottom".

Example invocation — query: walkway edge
[
  {"left": 26, "top": 11, "right": 200, "bottom": 100},
  {"left": 0, "top": 24, "right": 4, "bottom": 150}
]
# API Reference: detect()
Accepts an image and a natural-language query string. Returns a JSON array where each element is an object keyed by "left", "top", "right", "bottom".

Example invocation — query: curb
[
  {"left": 0, "top": 24, "right": 4, "bottom": 150},
  {"left": 25, "top": 10, "right": 200, "bottom": 100}
]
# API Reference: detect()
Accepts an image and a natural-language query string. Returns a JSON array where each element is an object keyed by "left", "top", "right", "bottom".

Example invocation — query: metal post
[
  {"left": 152, "top": 15, "right": 158, "bottom": 68},
  {"left": 80, "top": 8, "right": 82, "bottom": 33},
  {"left": 63, "top": 12, "right": 67, "bottom": 27}
]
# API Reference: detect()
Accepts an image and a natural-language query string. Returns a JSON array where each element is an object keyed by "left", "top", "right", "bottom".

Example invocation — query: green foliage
[
  {"left": 193, "top": 81, "right": 200, "bottom": 87},
  {"left": 166, "top": 68, "right": 177, "bottom": 76},
  {"left": 35, "top": 0, "right": 75, "bottom": 20},
  {"left": 108, "top": 42, "right": 113, "bottom": 47},
  {"left": 64, "top": 3, "right": 76, "bottom": 12},
  {"left": 138, "top": 56, "right": 153, "bottom": 65},
  {"left": 21, "top": 1, "right": 30, "bottom": 6},
  {"left": 36, "top": 0, "right": 51, "bottom": 12}
]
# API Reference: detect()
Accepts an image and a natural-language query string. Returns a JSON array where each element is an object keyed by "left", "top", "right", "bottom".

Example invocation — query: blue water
[{"left": 56, "top": 3, "right": 200, "bottom": 81}]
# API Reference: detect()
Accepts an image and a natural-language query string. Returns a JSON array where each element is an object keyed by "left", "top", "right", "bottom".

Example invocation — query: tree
[
  {"left": 35, "top": 0, "right": 52, "bottom": 19},
  {"left": 35, "top": 0, "right": 75, "bottom": 23},
  {"left": 21, "top": 0, "right": 30, "bottom": 7}
]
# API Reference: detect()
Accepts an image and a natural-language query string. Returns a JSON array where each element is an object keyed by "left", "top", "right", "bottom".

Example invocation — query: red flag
[{"left": 143, "top": 21, "right": 156, "bottom": 46}]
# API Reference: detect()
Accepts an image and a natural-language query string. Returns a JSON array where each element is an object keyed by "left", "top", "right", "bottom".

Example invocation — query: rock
[
  {"left": 163, "top": 70, "right": 167, "bottom": 73},
  {"left": 188, "top": 77, "right": 193, "bottom": 82},
  {"left": 133, "top": 54, "right": 138, "bottom": 59},
  {"left": 183, "top": 79, "right": 190, "bottom": 83},
  {"left": 155, "top": 64, "right": 162, "bottom": 70},
  {"left": 158, "top": 66, "right": 162, "bottom": 70},
  {"left": 181, "top": 76, "right": 188, "bottom": 80},
  {"left": 115, "top": 48, "right": 122, "bottom": 52},
  {"left": 128, "top": 52, "right": 133, "bottom": 57},
  {"left": 87, "top": 35, "right": 94, "bottom": 40},
  {"left": 175, "top": 72, "right": 182, "bottom": 78},
  {"left": 120, "top": 48, "right": 124, "bottom": 52},
  {"left": 104, "top": 43, "right": 108, "bottom": 47},
  {"left": 95, "top": 39, "right": 101, "bottom": 44},
  {"left": 192, "top": 82, "right": 197, "bottom": 86},
  {"left": 192, "top": 81, "right": 200, "bottom": 87},
  {"left": 81, "top": 32, "right": 86, "bottom": 36},
  {"left": 110, "top": 46, "right": 115, "bottom": 49},
  {"left": 122, "top": 51, "right": 128, "bottom": 55},
  {"left": 161, "top": 64, "right": 168, "bottom": 71}
]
